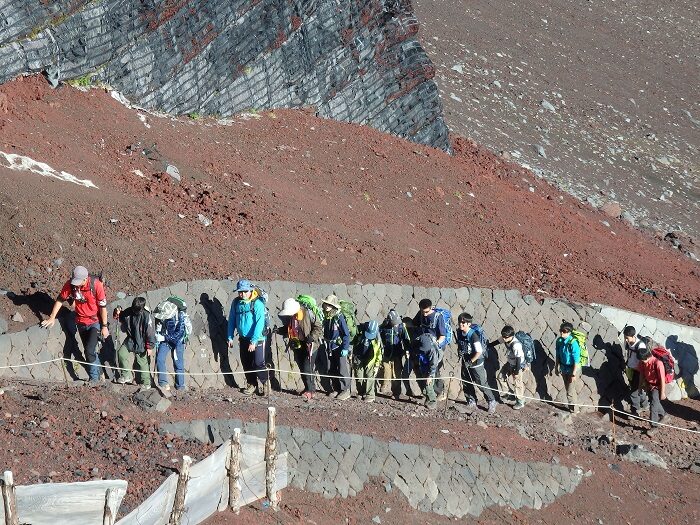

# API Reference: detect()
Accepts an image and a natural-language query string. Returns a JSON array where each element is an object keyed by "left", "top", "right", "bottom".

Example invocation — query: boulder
[{"left": 616, "top": 443, "right": 667, "bottom": 469}]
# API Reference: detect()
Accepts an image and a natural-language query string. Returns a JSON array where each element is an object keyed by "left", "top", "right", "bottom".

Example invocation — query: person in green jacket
[{"left": 555, "top": 321, "right": 581, "bottom": 413}]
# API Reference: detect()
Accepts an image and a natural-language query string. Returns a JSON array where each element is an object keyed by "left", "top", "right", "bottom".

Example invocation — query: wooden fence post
[
  {"left": 228, "top": 429, "right": 242, "bottom": 513},
  {"left": 169, "top": 456, "right": 192, "bottom": 525},
  {"left": 265, "top": 407, "right": 278, "bottom": 510},
  {"left": 1, "top": 471, "right": 18, "bottom": 525},
  {"left": 103, "top": 488, "right": 115, "bottom": 525}
]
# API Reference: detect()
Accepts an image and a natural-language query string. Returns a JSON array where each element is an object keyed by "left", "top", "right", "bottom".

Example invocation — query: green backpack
[
  {"left": 297, "top": 294, "right": 324, "bottom": 324},
  {"left": 339, "top": 300, "right": 358, "bottom": 343},
  {"left": 571, "top": 329, "right": 589, "bottom": 366}
]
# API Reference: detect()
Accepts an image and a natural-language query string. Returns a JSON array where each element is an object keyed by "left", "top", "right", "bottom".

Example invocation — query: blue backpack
[
  {"left": 466, "top": 324, "right": 489, "bottom": 359},
  {"left": 514, "top": 331, "right": 536, "bottom": 368},
  {"left": 431, "top": 307, "right": 453, "bottom": 349}
]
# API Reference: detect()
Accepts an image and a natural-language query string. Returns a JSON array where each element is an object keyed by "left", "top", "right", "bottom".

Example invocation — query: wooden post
[
  {"left": 1, "top": 471, "right": 18, "bottom": 525},
  {"left": 443, "top": 373, "right": 454, "bottom": 417},
  {"left": 265, "top": 407, "right": 279, "bottom": 510},
  {"left": 228, "top": 429, "right": 242, "bottom": 513},
  {"left": 103, "top": 488, "right": 115, "bottom": 525},
  {"left": 169, "top": 456, "right": 192, "bottom": 525}
]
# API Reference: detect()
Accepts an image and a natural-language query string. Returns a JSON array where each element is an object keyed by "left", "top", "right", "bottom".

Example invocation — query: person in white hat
[
  {"left": 321, "top": 294, "right": 352, "bottom": 400},
  {"left": 41, "top": 266, "right": 108, "bottom": 385},
  {"left": 277, "top": 297, "right": 322, "bottom": 400}
]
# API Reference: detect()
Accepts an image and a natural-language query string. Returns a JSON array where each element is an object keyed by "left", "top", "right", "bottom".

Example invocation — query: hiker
[
  {"left": 455, "top": 313, "right": 497, "bottom": 413},
  {"left": 638, "top": 345, "right": 667, "bottom": 433},
  {"left": 321, "top": 294, "right": 352, "bottom": 400},
  {"left": 494, "top": 325, "right": 528, "bottom": 410},
  {"left": 41, "top": 266, "right": 109, "bottom": 385},
  {"left": 113, "top": 297, "right": 155, "bottom": 389},
  {"left": 353, "top": 320, "right": 383, "bottom": 403},
  {"left": 411, "top": 333, "right": 440, "bottom": 409},
  {"left": 227, "top": 279, "right": 269, "bottom": 396},
  {"left": 153, "top": 300, "right": 186, "bottom": 391},
  {"left": 277, "top": 297, "right": 322, "bottom": 400},
  {"left": 555, "top": 322, "right": 581, "bottom": 412},
  {"left": 623, "top": 325, "right": 650, "bottom": 414},
  {"left": 378, "top": 309, "right": 412, "bottom": 399},
  {"left": 412, "top": 299, "right": 447, "bottom": 401}
]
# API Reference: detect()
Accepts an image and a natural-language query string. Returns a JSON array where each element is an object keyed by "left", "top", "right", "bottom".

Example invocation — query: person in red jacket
[
  {"left": 41, "top": 266, "right": 108, "bottom": 385},
  {"left": 638, "top": 346, "right": 667, "bottom": 433}
]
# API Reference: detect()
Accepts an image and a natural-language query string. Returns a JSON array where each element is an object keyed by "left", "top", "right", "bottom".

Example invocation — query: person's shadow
[
  {"left": 666, "top": 335, "right": 698, "bottom": 398},
  {"left": 5, "top": 290, "right": 54, "bottom": 322},
  {"left": 531, "top": 340, "right": 554, "bottom": 401},
  {"left": 199, "top": 293, "right": 237, "bottom": 388},
  {"left": 590, "top": 334, "right": 628, "bottom": 411}
]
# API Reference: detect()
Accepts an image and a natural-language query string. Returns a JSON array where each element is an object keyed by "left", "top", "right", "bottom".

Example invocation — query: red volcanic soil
[{"left": 0, "top": 75, "right": 698, "bottom": 332}]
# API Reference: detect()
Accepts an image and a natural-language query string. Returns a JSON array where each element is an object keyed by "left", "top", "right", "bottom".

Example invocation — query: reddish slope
[{"left": 0, "top": 76, "right": 698, "bottom": 327}]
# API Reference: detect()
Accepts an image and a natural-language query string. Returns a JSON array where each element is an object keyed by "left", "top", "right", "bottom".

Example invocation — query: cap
[
  {"left": 279, "top": 298, "right": 301, "bottom": 317},
  {"left": 235, "top": 279, "right": 254, "bottom": 292},
  {"left": 364, "top": 320, "right": 379, "bottom": 340},
  {"left": 71, "top": 266, "right": 89, "bottom": 285}
]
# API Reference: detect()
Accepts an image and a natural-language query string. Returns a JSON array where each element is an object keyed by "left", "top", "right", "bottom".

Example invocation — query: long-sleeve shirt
[
  {"left": 279, "top": 307, "right": 322, "bottom": 345},
  {"left": 118, "top": 307, "right": 156, "bottom": 353},
  {"left": 227, "top": 296, "right": 266, "bottom": 343},
  {"left": 498, "top": 336, "right": 525, "bottom": 368},
  {"left": 323, "top": 313, "right": 350, "bottom": 352}
]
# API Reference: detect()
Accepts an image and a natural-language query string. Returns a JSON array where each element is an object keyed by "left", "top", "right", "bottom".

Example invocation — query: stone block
[{"left": 133, "top": 388, "right": 172, "bottom": 413}]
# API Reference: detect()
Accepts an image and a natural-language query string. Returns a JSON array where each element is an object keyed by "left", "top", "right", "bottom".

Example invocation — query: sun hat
[
  {"left": 279, "top": 298, "right": 301, "bottom": 317},
  {"left": 322, "top": 294, "right": 341, "bottom": 310}
]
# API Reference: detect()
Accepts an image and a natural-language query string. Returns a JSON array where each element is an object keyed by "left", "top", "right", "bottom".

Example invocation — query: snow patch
[{"left": 0, "top": 151, "right": 98, "bottom": 189}]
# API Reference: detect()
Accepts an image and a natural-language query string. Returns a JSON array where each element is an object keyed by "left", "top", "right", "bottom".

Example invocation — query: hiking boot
[
  {"left": 337, "top": 390, "right": 352, "bottom": 401},
  {"left": 139, "top": 385, "right": 152, "bottom": 392},
  {"left": 88, "top": 378, "right": 102, "bottom": 387},
  {"left": 379, "top": 388, "right": 392, "bottom": 397},
  {"left": 436, "top": 392, "right": 447, "bottom": 402},
  {"left": 513, "top": 400, "right": 525, "bottom": 410},
  {"left": 302, "top": 391, "right": 314, "bottom": 401},
  {"left": 365, "top": 395, "right": 375, "bottom": 403},
  {"left": 487, "top": 400, "right": 498, "bottom": 414},
  {"left": 465, "top": 399, "right": 477, "bottom": 410},
  {"left": 426, "top": 401, "right": 438, "bottom": 410},
  {"left": 161, "top": 384, "right": 171, "bottom": 392},
  {"left": 242, "top": 384, "right": 257, "bottom": 396},
  {"left": 116, "top": 376, "right": 133, "bottom": 385}
]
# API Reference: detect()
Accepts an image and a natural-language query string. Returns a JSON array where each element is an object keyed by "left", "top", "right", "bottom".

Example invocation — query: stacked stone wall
[
  {"left": 0, "top": 0, "right": 449, "bottom": 149},
  {"left": 161, "top": 418, "right": 584, "bottom": 517},
  {"left": 1, "top": 279, "right": 698, "bottom": 406}
]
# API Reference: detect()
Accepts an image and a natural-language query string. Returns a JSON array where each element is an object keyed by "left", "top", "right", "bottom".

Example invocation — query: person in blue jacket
[
  {"left": 154, "top": 301, "right": 186, "bottom": 391},
  {"left": 227, "top": 279, "right": 268, "bottom": 396},
  {"left": 555, "top": 321, "right": 581, "bottom": 413}
]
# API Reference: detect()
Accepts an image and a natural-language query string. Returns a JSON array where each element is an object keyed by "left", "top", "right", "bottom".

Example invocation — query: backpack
[
  {"left": 252, "top": 284, "right": 272, "bottom": 334},
  {"left": 339, "top": 300, "right": 358, "bottom": 343},
  {"left": 514, "top": 331, "right": 536, "bottom": 367},
  {"left": 651, "top": 346, "right": 676, "bottom": 384},
  {"left": 431, "top": 307, "right": 453, "bottom": 349},
  {"left": 297, "top": 294, "right": 324, "bottom": 324},
  {"left": 464, "top": 324, "right": 489, "bottom": 360},
  {"left": 158, "top": 297, "right": 192, "bottom": 343},
  {"left": 571, "top": 329, "right": 589, "bottom": 366}
]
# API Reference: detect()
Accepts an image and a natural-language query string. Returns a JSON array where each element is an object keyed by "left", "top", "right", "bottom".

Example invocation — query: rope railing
[{"left": 2, "top": 356, "right": 697, "bottom": 435}]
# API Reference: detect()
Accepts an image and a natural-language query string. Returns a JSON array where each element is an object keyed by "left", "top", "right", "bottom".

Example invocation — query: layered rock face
[{"left": 0, "top": 0, "right": 449, "bottom": 149}]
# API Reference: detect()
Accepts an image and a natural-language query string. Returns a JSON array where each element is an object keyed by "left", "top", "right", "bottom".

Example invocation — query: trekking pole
[
  {"left": 274, "top": 330, "right": 282, "bottom": 392},
  {"left": 443, "top": 372, "right": 454, "bottom": 418},
  {"left": 610, "top": 403, "right": 616, "bottom": 453},
  {"left": 457, "top": 355, "right": 464, "bottom": 400}
]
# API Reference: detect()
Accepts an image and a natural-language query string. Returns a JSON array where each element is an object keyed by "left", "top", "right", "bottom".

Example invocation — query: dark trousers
[
  {"left": 293, "top": 345, "right": 318, "bottom": 393},
  {"left": 433, "top": 349, "right": 445, "bottom": 395},
  {"left": 328, "top": 348, "right": 351, "bottom": 393},
  {"left": 462, "top": 362, "right": 495, "bottom": 403},
  {"left": 78, "top": 322, "right": 101, "bottom": 381},
  {"left": 239, "top": 337, "right": 268, "bottom": 386},
  {"left": 629, "top": 369, "right": 649, "bottom": 410},
  {"left": 646, "top": 389, "right": 666, "bottom": 424}
]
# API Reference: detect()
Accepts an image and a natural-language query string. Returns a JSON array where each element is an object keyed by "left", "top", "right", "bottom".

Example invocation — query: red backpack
[{"left": 651, "top": 347, "right": 675, "bottom": 384}]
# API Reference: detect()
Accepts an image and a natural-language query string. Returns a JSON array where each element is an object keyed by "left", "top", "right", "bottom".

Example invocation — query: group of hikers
[{"left": 40, "top": 268, "right": 675, "bottom": 431}]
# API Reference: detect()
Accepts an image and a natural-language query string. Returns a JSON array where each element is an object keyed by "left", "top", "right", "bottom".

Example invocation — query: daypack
[
  {"left": 465, "top": 324, "right": 489, "bottom": 359},
  {"left": 158, "top": 297, "right": 193, "bottom": 344},
  {"left": 252, "top": 284, "right": 272, "bottom": 334},
  {"left": 431, "top": 307, "right": 453, "bottom": 349},
  {"left": 571, "top": 329, "right": 589, "bottom": 366},
  {"left": 339, "top": 300, "right": 358, "bottom": 343},
  {"left": 514, "top": 331, "right": 536, "bottom": 368},
  {"left": 651, "top": 346, "right": 676, "bottom": 384},
  {"left": 297, "top": 294, "right": 324, "bottom": 324}
]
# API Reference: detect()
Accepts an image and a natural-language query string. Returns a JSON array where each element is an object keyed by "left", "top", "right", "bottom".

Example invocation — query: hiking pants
[
  {"left": 463, "top": 362, "right": 495, "bottom": 403},
  {"left": 293, "top": 345, "right": 318, "bottom": 393},
  {"left": 379, "top": 354, "right": 404, "bottom": 396},
  {"left": 239, "top": 337, "right": 268, "bottom": 387},
  {"left": 328, "top": 348, "right": 351, "bottom": 393},
  {"left": 433, "top": 349, "right": 445, "bottom": 396},
  {"left": 412, "top": 359, "right": 437, "bottom": 403},
  {"left": 498, "top": 363, "right": 525, "bottom": 402},
  {"left": 78, "top": 322, "right": 101, "bottom": 381},
  {"left": 354, "top": 359, "right": 379, "bottom": 398},
  {"left": 647, "top": 389, "right": 666, "bottom": 425},
  {"left": 157, "top": 341, "right": 185, "bottom": 390},
  {"left": 562, "top": 372, "right": 577, "bottom": 409},
  {"left": 117, "top": 344, "right": 151, "bottom": 385},
  {"left": 628, "top": 368, "right": 649, "bottom": 411}
]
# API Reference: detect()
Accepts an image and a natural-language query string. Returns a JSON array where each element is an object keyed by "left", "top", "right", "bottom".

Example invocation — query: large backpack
[
  {"left": 339, "top": 300, "right": 358, "bottom": 343},
  {"left": 296, "top": 294, "right": 324, "bottom": 324},
  {"left": 651, "top": 346, "right": 676, "bottom": 384},
  {"left": 431, "top": 307, "right": 453, "bottom": 349},
  {"left": 571, "top": 329, "right": 589, "bottom": 366},
  {"left": 464, "top": 324, "right": 489, "bottom": 359},
  {"left": 164, "top": 296, "right": 193, "bottom": 343},
  {"left": 514, "top": 331, "right": 536, "bottom": 367}
]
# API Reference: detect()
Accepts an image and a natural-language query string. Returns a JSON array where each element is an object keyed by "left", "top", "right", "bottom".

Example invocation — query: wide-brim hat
[
  {"left": 279, "top": 298, "right": 301, "bottom": 317},
  {"left": 322, "top": 294, "right": 341, "bottom": 310}
]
